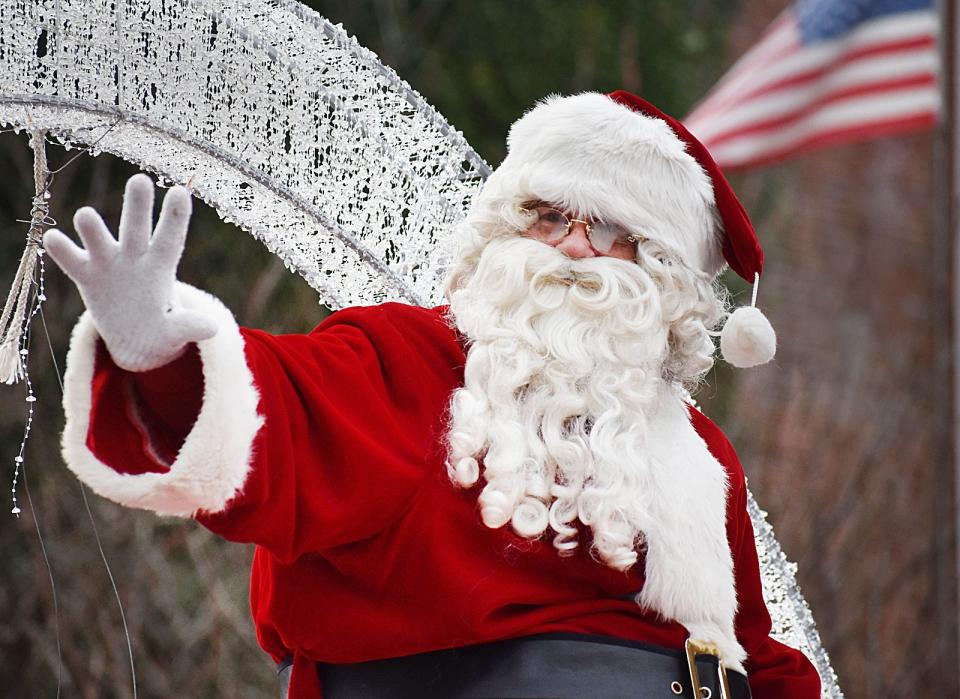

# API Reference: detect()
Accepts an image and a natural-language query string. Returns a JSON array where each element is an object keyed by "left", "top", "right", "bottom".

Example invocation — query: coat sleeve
[
  {"left": 60, "top": 282, "right": 456, "bottom": 562},
  {"left": 690, "top": 409, "right": 822, "bottom": 699}
]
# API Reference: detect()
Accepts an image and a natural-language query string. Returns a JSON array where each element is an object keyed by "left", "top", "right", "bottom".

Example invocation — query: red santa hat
[{"left": 489, "top": 90, "right": 775, "bottom": 368}]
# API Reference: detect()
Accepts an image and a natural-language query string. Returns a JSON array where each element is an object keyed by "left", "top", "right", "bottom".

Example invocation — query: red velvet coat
[{"left": 70, "top": 299, "right": 820, "bottom": 698}]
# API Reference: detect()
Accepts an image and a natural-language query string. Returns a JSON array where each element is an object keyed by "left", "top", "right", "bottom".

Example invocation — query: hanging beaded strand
[{"left": 8, "top": 129, "right": 52, "bottom": 516}]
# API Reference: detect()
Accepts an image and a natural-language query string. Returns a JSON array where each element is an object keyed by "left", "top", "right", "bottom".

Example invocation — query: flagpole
[{"left": 943, "top": 0, "right": 960, "bottom": 676}]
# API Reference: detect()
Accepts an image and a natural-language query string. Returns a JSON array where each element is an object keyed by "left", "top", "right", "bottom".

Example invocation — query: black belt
[{"left": 278, "top": 633, "right": 752, "bottom": 699}]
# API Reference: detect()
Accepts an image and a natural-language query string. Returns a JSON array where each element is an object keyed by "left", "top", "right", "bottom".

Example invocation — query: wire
[
  {"left": 78, "top": 484, "right": 138, "bottom": 699},
  {"left": 21, "top": 301, "right": 62, "bottom": 699},
  {"left": 20, "top": 437, "right": 62, "bottom": 699},
  {"left": 39, "top": 265, "right": 138, "bottom": 698},
  {"left": 45, "top": 117, "right": 122, "bottom": 177}
]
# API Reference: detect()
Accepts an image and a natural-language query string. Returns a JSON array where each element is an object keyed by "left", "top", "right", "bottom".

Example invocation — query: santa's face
[{"left": 442, "top": 198, "right": 724, "bottom": 570}]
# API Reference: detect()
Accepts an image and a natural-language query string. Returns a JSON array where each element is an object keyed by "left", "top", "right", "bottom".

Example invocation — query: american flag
[{"left": 683, "top": 0, "right": 940, "bottom": 170}]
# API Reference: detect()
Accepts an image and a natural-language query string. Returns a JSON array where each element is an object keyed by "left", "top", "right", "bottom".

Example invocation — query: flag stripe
[
  {"left": 711, "top": 87, "right": 940, "bottom": 160},
  {"left": 689, "top": 10, "right": 937, "bottom": 128},
  {"left": 714, "top": 113, "right": 937, "bottom": 170},
  {"left": 707, "top": 87, "right": 940, "bottom": 167},
  {"left": 683, "top": 3, "right": 939, "bottom": 170},
  {"left": 708, "top": 73, "right": 937, "bottom": 146},
  {"left": 689, "top": 20, "right": 802, "bottom": 121},
  {"left": 730, "top": 35, "right": 936, "bottom": 107},
  {"left": 711, "top": 13, "right": 799, "bottom": 89},
  {"left": 752, "top": 11, "right": 934, "bottom": 88},
  {"left": 695, "top": 48, "right": 938, "bottom": 142}
]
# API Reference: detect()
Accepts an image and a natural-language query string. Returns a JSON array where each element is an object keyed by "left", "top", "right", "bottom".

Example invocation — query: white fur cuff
[{"left": 60, "top": 282, "right": 263, "bottom": 517}]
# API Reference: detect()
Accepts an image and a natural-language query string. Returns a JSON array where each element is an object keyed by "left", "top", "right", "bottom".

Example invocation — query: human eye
[{"left": 537, "top": 207, "right": 566, "bottom": 224}]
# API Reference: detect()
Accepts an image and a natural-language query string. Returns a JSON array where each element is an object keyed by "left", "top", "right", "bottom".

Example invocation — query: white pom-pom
[{"left": 720, "top": 306, "right": 776, "bottom": 368}]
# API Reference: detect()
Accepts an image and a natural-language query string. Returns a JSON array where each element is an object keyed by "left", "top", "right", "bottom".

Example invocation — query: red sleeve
[
  {"left": 690, "top": 409, "right": 822, "bottom": 699},
  {"left": 195, "top": 313, "right": 453, "bottom": 560},
  {"left": 80, "top": 299, "right": 462, "bottom": 563}
]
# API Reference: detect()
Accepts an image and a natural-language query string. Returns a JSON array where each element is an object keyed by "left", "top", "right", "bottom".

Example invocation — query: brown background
[{"left": 708, "top": 1, "right": 958, "bottom": 696}]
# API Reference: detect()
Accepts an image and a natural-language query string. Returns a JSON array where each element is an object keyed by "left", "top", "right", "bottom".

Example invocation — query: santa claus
[{"left": 43, "top": 91, "right": 820, "bottom": 698}]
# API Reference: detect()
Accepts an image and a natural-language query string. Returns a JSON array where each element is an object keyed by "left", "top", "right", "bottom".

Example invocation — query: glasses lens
[
  {"left": 589, "top": 222, "right": 635, "bottom": 254},
  {"left": 528, "top": 207, "right": 569, "bottom": 242}
]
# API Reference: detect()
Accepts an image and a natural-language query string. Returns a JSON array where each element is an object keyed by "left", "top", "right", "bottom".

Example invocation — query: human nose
[{"left": 554, "top": 221, "right": 596, "bottom": 258}]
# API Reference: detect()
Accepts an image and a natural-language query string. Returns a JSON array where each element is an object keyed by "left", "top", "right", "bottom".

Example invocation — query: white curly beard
[
  {"left": 446, "top": 235, "right": 673, "bottom": 571},
  {"left": 444, "top": 234, "right": 746, "bottom": 669}
]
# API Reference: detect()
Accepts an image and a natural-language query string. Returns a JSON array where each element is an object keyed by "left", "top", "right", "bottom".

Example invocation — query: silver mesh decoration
[
  {"left": 748, "top": 491, "right": 843, "bottom": 697},
  {"left": 0, "top": 0, "right": 488, "bottom": 308},
  {"left": 0, "top": 0, "right": 841, "bottom": 694}
]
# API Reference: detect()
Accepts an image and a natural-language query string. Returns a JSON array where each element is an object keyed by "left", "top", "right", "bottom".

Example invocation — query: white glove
[{"left": 43, "top": 174, "right": 218, "bottom": 372}]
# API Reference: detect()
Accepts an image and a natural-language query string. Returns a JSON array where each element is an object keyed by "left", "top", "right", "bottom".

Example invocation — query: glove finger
[
  {"left": 168, "top": 309, "right": 218, "bottom": 344},
  {"left": 118, "top": 173, "right": 154, "bottom": 256},
  {"left": 42, "top": 229, "right": 90, "bottom": 282},
  {"left": 73, "top": 207, "right": 118, "bottom": 263},
  {"left": 151, "top": 186, "right": 192, "bottom": 268}
]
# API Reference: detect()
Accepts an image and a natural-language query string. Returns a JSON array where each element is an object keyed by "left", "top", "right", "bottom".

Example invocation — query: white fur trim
[
  {"left": 636, "top": 384, "right": 746, "bottom": 672},
  {"left": 488, "top": 92, "right": 725, "bottom": 277},
  {"left": 60, "top": 282, "right": 263, "bottom": 517}
]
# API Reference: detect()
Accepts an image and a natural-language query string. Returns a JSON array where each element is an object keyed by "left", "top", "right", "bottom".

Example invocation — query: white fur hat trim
[{"left": 488, "top": 92, "right": 726, "bottom": 278}]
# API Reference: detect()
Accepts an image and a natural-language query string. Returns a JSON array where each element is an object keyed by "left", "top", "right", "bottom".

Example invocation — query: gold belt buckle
[{"left": 684, "top": 638, "right": 732, "bottom": 699}]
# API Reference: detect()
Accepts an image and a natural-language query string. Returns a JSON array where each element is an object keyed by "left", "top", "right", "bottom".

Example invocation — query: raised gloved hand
[{"left": 43, "top": 173, "right": 218, "bottom": 372}]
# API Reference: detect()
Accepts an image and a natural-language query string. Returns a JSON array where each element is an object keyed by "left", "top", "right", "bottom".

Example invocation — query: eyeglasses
[{"left": 520, "top": 203, "right": 641, "bottom": 255}]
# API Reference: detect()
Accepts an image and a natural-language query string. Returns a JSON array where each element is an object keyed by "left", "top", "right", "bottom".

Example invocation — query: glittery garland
[
  {"left": 0, "top": 0, "right": 843, "bottom": 694},
  {"left": 749, "top": 489, "right": 844, "bottom": 697}
]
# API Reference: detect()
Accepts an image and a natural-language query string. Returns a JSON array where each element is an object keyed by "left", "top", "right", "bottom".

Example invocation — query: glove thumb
[{"left": 169, "top": 309, "right": 218, "bottom": 345}]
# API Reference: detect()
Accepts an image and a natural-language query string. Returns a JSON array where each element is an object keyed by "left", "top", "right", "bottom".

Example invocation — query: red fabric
[
  {"left": 86, "top": 303, "right": 819, "bottom": 698},
  {"left": 87, "top": 341, "right": 204, "bottom": 473}
]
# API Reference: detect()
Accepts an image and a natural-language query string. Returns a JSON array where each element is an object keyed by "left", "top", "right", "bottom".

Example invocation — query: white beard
[
  {"left": 445, "top": 234, "right": 746, "bottom": 670},
  {"left": 446, "top": 236, "right": 673, "bottom": 571}
]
